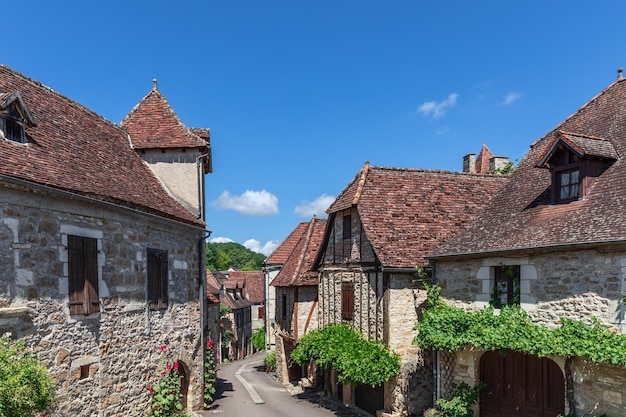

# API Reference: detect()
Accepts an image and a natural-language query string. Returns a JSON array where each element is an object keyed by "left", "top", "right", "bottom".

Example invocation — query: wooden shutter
[
  {"left": 342, "top": 282, "right": 354, "bottom": 321},
  {"left": 147, "top": 249, "right": 168, "bottom": 310},
  {"left": 68, "top": 235, "right": 99, "bottom": 315}
]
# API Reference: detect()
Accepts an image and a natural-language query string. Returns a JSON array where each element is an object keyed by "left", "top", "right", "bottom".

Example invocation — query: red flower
[
  {"left": 154, "top": 405, "right": 159, "bottom": 410},
  {"left": 149, "top": 387, "right": 154, "bottom": 393},
  {"left": 207, "top": 339, "right": 214, "bottom": 349},
  {"left": 166, "top": 363, "right": 172, "bottom": 371},
  {"left": 160, "top": 344, "right": 167, "bottom": 352},
  {"left": 174, "top": 361, "right": 179, "bottom": 370}
]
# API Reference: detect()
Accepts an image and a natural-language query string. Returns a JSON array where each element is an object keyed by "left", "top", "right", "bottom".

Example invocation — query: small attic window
[
  {"left": 4, "top": 118, "right": 25, "bottom": 143},
  {"left": 536, "top": 132, "right": 618, "bottom": 205},
  {"left": 0, "top": 91, "right": 36, "bottom": 144}
]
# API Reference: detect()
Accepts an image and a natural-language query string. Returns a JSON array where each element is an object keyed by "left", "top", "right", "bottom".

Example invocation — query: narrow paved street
[{"left": 198, "top": 352, "right": 364, "bottom": 417}]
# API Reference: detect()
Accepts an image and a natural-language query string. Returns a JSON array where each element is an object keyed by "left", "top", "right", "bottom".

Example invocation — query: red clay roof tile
[{"left": 0, "top": 65, "right": 203, "bottom": 226}]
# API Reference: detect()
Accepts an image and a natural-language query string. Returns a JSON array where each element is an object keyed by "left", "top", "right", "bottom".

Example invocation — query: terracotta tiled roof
[
  {"left": 206, "top": 270, "right": 222, "bottom": 298},
  {"left": 264, "top": 222, "right": 309, "bottom": 265},
  {"left": 536, "top": 131, "right": 618, "bottom": 168},
  {"left": 121, "top": 81, "right": 209, "bottom": 150},
  {"left": 0, "top": 65, "right": 203, "bottom": 227},
  {"left": 272, "top": 217, "right": 326, "bottom": 287},
  {"left": 229, "top": 270, "right": 265, "bottom": 304},
  {"left": 327, "top": 164, "right": 508, "bottom": 267},
  {"left": 432, "top": 77, "right": 626, "bottom": 257},
  {"left": 220, "top": 292, "right": 251, "bottom": 310}
]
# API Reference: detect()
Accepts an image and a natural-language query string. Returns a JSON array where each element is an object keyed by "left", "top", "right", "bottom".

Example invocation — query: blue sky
[{"left": 5, "top": 1, "right": 626, "bottom": 255}]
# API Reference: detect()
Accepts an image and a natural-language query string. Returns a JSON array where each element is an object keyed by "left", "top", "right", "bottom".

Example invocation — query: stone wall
[
  {"left": 433, "top": 248, "right": 626, "bottom": 415},
  {"left": 0, "top": 183, "right": 204, "bottom": 417}
]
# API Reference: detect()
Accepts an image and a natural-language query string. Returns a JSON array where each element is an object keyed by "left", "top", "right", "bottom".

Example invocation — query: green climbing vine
[
  {"left": 414, "top": 283, "right": 626, "bottom": 367},
  {"left": 291, "top": 324, "right": 401, "bottom": 387}
]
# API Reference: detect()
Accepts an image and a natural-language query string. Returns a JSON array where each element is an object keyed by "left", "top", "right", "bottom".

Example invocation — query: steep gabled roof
[
  {"left": 432, "top": 76, "right": 626, "bottom": 258},
  {"left": 264, "top": 222, "right": 309, "bottom": 265},
  {"left": 206, "top": 270, "right": 222, "bottom": 304},
  {"left": 121, "top": 80, "right": 209, "bottom": 150},
  {"left": 326, "top": 163, "right": 508, "bottom": 268},
  {"left": 272, "top": 217, "right": 327, "bottom": 287},
  {"left": 474, "top": 143, "right": 494, "bottom": 174},
  {"left": 536, "top": 131, "right": 618, "bottom": 168},
  {"left": 0, "top": 65, "right": 203, "bottom": 227}
]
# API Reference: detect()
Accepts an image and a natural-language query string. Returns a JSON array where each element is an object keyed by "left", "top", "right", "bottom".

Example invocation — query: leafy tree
[{"left": 205, "top": 242, "right": 265, "bottom": 271}]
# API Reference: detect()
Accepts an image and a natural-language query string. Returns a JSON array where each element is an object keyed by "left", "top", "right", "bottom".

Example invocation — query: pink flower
[
  {"left": 207, "top": 339, "right": 214, "bottom": 349},
  {"left": 160, "top": 344, "right": 167, "bottom": 352},
  {"left": 154, "top": 405, "right": 159, "bottom": 410},
  {"left": 174, "top": 361, "right": 179, "bottom": 370},
  {"left": 149, "top": 387, "right": 154, "bottom": 393},
  {"left": 166, "top": 363, "right": 172, "bottom": 371}
]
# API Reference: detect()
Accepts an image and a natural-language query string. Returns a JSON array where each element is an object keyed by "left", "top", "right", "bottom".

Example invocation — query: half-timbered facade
[{"left": 315, "top": 163, "right": 507, "bottom": 416}]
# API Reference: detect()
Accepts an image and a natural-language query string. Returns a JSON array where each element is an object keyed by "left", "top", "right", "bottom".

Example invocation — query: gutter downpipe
[
  {"left": 196, "top": 152, "right": 209, "bottom": 221},
  {"left": 199, "top": 228, "right": 212, "bottom": 399}
]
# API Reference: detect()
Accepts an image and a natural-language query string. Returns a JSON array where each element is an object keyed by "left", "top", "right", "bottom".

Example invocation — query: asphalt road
[{"left": 198, "top": 352, "right": 364, "bottom": 417}]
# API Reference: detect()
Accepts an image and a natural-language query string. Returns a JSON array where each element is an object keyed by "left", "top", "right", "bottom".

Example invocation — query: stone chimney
[
  {"left": 463, "top": 153, "right": 476, "bottom": 173},
  {"left": 489, "top": 156, "right": 510, "bottom": 172}
]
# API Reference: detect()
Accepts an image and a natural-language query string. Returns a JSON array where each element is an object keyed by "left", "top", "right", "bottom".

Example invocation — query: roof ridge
[{"left": 352, "top": 161, "right": 370, "bottom": 205}]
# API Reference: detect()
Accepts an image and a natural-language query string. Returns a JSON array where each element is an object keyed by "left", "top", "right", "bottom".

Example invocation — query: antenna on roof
[
  {"left": 152, "top": 79, "right": 158, "bottom": 91},
  {"left": 617, "top": 68, "right": 623, "bottom": 81}
]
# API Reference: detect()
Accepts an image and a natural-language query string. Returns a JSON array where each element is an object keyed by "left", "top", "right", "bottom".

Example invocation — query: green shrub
[
  {"left": 0, "top": 335, "right": 56, "bottom": 417},
  {"left": 424, "top": 383, "right": 484, "bottom": 417},
  {"left": 291, "top": 324, "right": 400, "bottom": 387},
  {"left": 252, "top": 326, "right": 266, "bottom": 351},
  {"left": 264, "top": 351, "right": 276, "bottom": 372}
]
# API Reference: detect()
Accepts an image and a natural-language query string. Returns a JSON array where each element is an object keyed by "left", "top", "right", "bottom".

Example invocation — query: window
[
  {"left": 343, "top": 214, "right": 351, "bottom": 240},
  {"left": 147, "top": 248, "right": 168, "bottom": 310},
  {"left": 4, "top": 118, "right": 24, "bottom": 142},
  {"left": 341, "top": 282, "right": 354, "bottom": 321},
  {"left": 492, "top": 265, "right": 520, "bottom": 308},
  {"left": 68, "top": 235, "right": 100, "bottom": 315},
  {"left": 258, "top": 306, "right": 265, "bottom": 320},
  {"left": 556, "top": 168, "right": 580, "bottom": 202}
]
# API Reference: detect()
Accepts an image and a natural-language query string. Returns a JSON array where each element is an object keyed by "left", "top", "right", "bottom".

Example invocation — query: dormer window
[
  {"left": 536, "top": 131, "right": 618, "bottom": 204},
  {"left": 0, "top": 91, "right": 36, "bottom": 144}
]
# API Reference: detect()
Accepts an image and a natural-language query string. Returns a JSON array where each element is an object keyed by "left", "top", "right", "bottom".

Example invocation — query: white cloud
[
  {"left": 211, "top": 190, "right": 279, "bottom": 216},
  {"left": 502, "top": 92, "right": 522, "bottom": 105},
  {"left": 294, "top": 194, "right": 335, "bottom": 217},
  {"left": 244, "top": 239, "right": 279, "bottom": 256},
  {"left": 417, "top": 93, "right": 459, "bottom": 119},
  {"left": 209, "top": 236, "right": 233, "bottom": 243}
]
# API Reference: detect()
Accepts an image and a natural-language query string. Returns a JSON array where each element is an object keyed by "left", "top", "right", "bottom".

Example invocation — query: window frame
[
  {"left": 147, "top": 248, "right": 169, "bottom": 310},
  {"left": 492, "top": 265, "right": 520, "bottom": 308},
  {"left": 3, "top": 118, "right": 25, "bottom": 143},
  {"left": 67, "top": 235, "right": 100, "bottom": 316},
  {"left": 555, "top": 167, "right": 580, "bottom": 203}
]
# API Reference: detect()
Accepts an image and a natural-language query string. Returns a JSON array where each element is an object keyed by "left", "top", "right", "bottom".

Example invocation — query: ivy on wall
[
  {"left": 291, "top": 324, "right": 401, "bottom": 387},
  {"left": 414, "top": 283, "right": 626, "bottom": 367}
]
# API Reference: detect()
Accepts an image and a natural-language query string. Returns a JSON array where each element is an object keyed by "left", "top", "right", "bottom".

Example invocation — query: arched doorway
[
  {"left": 479, "top": 350, "right": 564, "bottom": 417},
  {"left": 176, "top": 360, "right": 189, "bottom": 409}
]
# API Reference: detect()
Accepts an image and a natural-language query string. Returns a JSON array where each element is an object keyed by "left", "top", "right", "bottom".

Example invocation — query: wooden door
[{"left": 480, "top": 350, "right": 564, "bottom": 417}]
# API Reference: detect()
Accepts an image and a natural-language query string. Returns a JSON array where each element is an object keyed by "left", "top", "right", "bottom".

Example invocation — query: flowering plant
[
  {"left": 204, "top": 339, "right": 218, "bottom": 407},
  {"left": 149, "top": 345, "right": 185, "bottom": 416}
]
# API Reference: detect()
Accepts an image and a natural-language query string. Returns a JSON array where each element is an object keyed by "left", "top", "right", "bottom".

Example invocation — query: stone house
[
  {"left": 0, "top": 65, "right": 211, "bottom": 416},
  {"left": 314, "top": 162, "right": 507, "bottom": 416},
  {"left": 229, "top": 270, "right": 265, "bottom": 341},
  {"left": 271, "top": 216, "right": 326, "bottom": 384},
  {"left": 205, "top": 272, "right": 221, "bottom": 357},
  {"left": 427, "top": 70, "right": 626, "bottom": 417},
  {"left": 209, "top": 270, "right": 252, "bottom": 361},
  {"left": 263, "top": 222, "right": 309, "bottom": 353}
]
